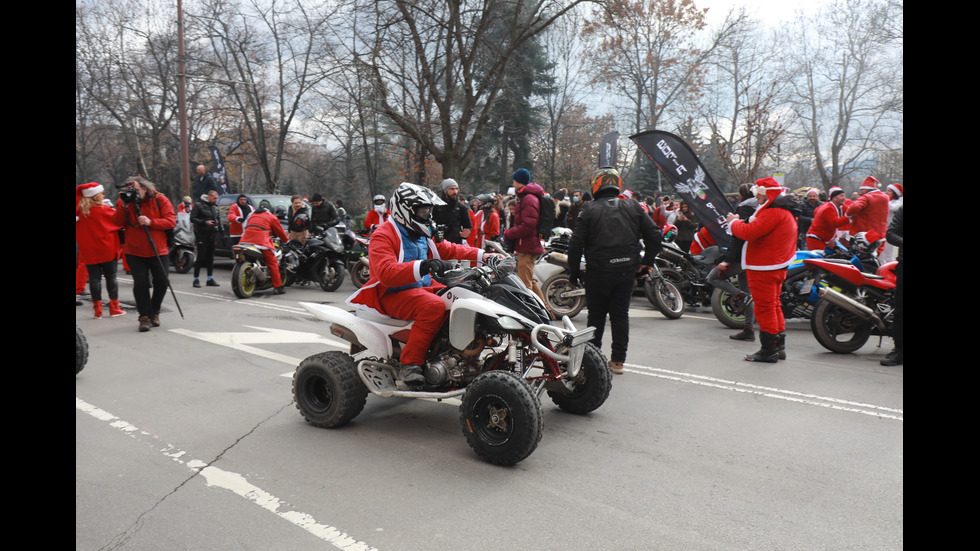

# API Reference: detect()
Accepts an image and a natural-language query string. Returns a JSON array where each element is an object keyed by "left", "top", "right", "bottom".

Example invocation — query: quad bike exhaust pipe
[{"left": 817, "top": 287, "right": 886, "bottom": 331}]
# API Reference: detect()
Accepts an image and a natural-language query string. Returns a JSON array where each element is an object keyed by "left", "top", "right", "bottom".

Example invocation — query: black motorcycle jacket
[{"left": 567, "top": 189, "right": 662, "bottom": 273}]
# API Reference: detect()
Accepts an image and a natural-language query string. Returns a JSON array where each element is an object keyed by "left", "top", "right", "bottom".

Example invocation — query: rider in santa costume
[
  {"left": 726, "top": 177, "right": 799, "bottom": 363},
  {"left": 239, "top": 207, "right": 290, "bottom": 294},
  {"left": 347, "top": 183, "right": 493, "bottom": 385}
]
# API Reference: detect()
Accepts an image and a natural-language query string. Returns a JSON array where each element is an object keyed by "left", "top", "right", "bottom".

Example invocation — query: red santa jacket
[
  {"left": 347, "top": 218, "right": 484, "bottom": 317},
  {"left": 467, "top": 208, "right": 500, "bottom": 249},
  {"left": 111, "top": 192, "right": 176, "bottom": 258},
  {"left": 239, "top": 210, "right": 288, "bottom": 250},
  {"left": 228, "top": 203, "right": 254, "bottom": 237},
  {"left": 688, "top": 226, "right": 716, "bottom": 255},
  {"left": 807, "top": 201, "right": 849, "bottom": 244},
  {"left": 847, "top": 189, "right": 888, "bottom": 236},
  {"left": 76, "top": 203, "right": 122, "bottom": 265},
  {"left": 729, "top": 201, "right": 798, "bottom": 271},
  {"left": 364, "top": 208, "right": 390, "bottom": 231}
]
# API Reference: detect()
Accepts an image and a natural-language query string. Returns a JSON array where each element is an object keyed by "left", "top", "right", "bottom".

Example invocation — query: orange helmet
[{"left": 590, "top": 168, "right": 622, "bottom": 196}]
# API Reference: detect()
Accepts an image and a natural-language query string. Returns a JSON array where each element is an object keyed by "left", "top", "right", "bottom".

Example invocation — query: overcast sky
[{"left": 696, "top": 0, "right": 832, "bottom": 26}]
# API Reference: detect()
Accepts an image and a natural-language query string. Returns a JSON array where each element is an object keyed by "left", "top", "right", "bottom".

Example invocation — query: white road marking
[
  {"left": 75, "top": 397, "right": 379, "bottom": 551},
  {"left": 624, "top": 364, "right": 903, "bottom": 421}
]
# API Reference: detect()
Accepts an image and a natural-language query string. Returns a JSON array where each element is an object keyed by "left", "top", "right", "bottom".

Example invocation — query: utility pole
[{"left": 177, "top": 0, "right": 190, "bottom": 197}]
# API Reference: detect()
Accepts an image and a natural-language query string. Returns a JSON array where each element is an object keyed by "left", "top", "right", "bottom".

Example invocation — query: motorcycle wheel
[
  {"left": 710, "top": 286, "right": 747, "bottom": 329},
  {"left": 350, "top": 262, "right": 370, "bottom": 289},
  {"left": 76, "top": 325, "right": 89, "bottom": 375},
  {"left": 460, "top": 370, "right": 542, "bottom": 466},
  {"left": 541, "top": 272, "right": 585, "bottom": 318},
  {"left": 317, "top": 260, "right": 346, "bottom": 292},
  {"left": 644, "top": 277, "right": 684, "bottom": 319},
  {"left": 173, "top": 250, "right": 194, "bottom": 274},
  {"left": 293, "top": 351, "right": 368, "bottom": 428},
  {"left": 547, "top": 343, "right": 611, "bottom": 414},
  {"left": 231, "top": 261, "right": 256, "bottom": 299},
  {"left": 810, "top": 299, "right": 872, "bottom": 353}
]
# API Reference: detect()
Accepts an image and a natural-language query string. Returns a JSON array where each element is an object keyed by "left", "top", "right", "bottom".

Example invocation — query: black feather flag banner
[{"left": 629, "top": 130, "right": 732, "bottom": 248}]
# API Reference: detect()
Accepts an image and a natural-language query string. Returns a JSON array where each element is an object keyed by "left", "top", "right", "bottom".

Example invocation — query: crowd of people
[{"left": 77, "top": 169, "right": 903, "bottom": 367}]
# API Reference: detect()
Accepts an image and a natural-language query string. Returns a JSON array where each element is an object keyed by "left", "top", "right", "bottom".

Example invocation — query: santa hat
[
  {"left": 620, "top": 189, "right": 633, "bottom": 199},
  {"left": 76, "top": 182, "right": 104, "bottom": 205},
  {"left": 751, "top": 177, "right": 785, "bottom": 202},
  {"left": 859, "top": 176, "right": 880, "bottom": 191},
  {"left": 887, "top": 184, "right": 903, "bottom": 197}
]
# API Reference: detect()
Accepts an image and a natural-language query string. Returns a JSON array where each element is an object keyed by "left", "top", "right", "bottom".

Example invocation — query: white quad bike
[{"left": 292, "top": 256, "right": 612, "bottom": 466}]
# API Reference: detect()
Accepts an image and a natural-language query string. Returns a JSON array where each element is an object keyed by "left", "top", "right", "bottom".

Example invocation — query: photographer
[{"left": 112, "top": 176, "right": 177, "bottom": 332}]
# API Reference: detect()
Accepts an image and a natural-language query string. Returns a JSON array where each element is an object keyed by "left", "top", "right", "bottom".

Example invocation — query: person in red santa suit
[
  {"left": 227, "top": 194, "right": 255, "bottom": 245},
  {"left": 364, "top": 194, "right": 390, "bottom": 232},
  {"left": 687, "top": 226, "right": 716, "bottom": 255},
  {"left": 466, "top": 194, "right": 501, "bottom": 249},
  {"left": 806, "top": 187, "right": 850, "bottom": 251},
  {"left": 725, "top": 177, "right": 800, "bottom": 363},
  {"left": 846, "top": 176, "right": 889, "bottom": 253},
  {"left": 76, "top": 182, "right": 126, "bottom": 319},
  {"left": 347, "top": 182, "right": 496, "bottom": 386},
  {"left": 239, "top": 207, "right": 290, "bottom": 294}
]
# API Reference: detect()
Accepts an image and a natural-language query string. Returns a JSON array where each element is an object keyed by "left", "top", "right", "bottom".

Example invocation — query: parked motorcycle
[
  {"left": 644, "top": 241, "right": 725, "bottom": 321},
  {"left": 644, "top": 263, "right": 685, "bottom": 319},
  {"left": 231, "top": 239, "right": 291, "bottom": 298},
  {"left": 710, "top": 243, "right": 873, "bottom": 330},
  {"left": 169, "top": 218, "right": 196, "bottom": 274},
  {"left": 802, "top": 257, "right": 897, "bottom": 354},
  {"left": 337, "top": 220, "right": 371, "bottom": 289},
  {"left": 291, "top": 255, "right": 610, "bottom": 466},
  {"left": 536, "top": 229, "right": 587, "bottom": 319},
  {"left": 285, "top": 225, "right": 348, "bottom": 292}
]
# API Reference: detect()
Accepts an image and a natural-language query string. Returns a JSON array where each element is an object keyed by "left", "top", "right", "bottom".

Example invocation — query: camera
[{"left": 115, "top": 181, "right": 140, "bottom": 204}]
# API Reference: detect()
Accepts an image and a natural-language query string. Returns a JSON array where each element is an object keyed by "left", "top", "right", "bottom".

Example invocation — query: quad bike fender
[
  {"left": 299, "top": 302, "right": 393, "bottom": 358},
  {"left": 447, "top": 297, "right": 535, "bottom": 350}
]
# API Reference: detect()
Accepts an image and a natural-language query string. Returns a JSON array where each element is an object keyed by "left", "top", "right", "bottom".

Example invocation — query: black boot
[
  {"left": 397, "top": 364, "right": 425, "bottom": 386},
  {"left": 776, "top": 332, "right": 786, "bottom": 360},
  {"left": 730, "top": 325, "right": 755, "bottom": 341},
  {"left": 880, "top": 349, "right": 903, "bottom": 366},
  {"left": 745, "top": 332, "right": 779, "bottom": 363}
]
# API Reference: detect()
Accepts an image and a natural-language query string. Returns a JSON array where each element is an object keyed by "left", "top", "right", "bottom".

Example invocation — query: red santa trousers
[
  {"left": 262, "top": 248, "right": 283, "bottom": 288},
  {"left": 746, "top": 269, "right": 786, "bottom": 334},
  {"left": 379, "top": 286, "right": 448, "bottom": 365}
]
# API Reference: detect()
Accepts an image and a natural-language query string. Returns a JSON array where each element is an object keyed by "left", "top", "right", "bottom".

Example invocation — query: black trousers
[
  {"left": 126, "top": 254, "right": 169, "bottom": 317},
  {"left": 86, "top": 260, "right": 120, "bottom": 303},
  {"left": 194, "top": 230, "right": 217, "bottom": 277},
  {"left": 893, "top": 260, "right": 903, "bottom": 353},
  {"left": 584, "top": 269, "right": 635, "bottom": 363}
]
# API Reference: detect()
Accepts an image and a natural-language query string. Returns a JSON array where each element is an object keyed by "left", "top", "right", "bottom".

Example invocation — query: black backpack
[{"left": 536, "top": 194, "right": 556, "bottom": 238}]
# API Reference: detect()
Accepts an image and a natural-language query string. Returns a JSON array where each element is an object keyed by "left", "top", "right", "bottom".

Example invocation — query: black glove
[
  {"left": 421, "top": 258, "right": 453, "bottom": 276},
  {"left": 568, "top": 270, "right": 581, "bottom": 287}
]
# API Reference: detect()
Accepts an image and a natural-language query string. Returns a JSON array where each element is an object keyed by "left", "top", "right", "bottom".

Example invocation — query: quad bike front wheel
[
  {"left": 546, "top": 343, "right": 611, "bottom": 414},
  {"left": 231, "top": 261, "right": 256, "bottom": 299},
  {"left": 460, "top": 371, "right": 542, "bottom": 466},
  {"left": 76, "top": 325, "right": 89, "bottom": 375},
  {"left": 293, "top": 351, "right": 368, "bottom": 428}
]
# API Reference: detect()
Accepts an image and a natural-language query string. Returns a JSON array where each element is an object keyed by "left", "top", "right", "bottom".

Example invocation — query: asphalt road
[{"left": 76, "top": 260, "right": 903, "bottom": 551}]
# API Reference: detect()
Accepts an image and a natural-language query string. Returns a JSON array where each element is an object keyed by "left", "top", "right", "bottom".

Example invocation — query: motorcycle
[
  {"left": 284, "top": 225, "right": 348, "bottom": 292},
  {"left": 643, "top": 240, "right": 726, "bottom": 321},
  {"left": 231, "top": 239, "right": 292, "bottom": 298},
  {"left": 291, "top": 255, "right": 611, "bottom": 466},
  {"left": 802, "top": 257, "right": 898, "bottom": 354},
  {"left": 337, "top": 219, "right": 371, "bottom": 289},
  {"left": 169, "top": 218, "right": 196, "bottom": 274},
  {"left": 710, "top": 242, "right": 875, "bottom": 330},
  {"left": 536, "top": 228, "right": 587, "bottom": 319}
]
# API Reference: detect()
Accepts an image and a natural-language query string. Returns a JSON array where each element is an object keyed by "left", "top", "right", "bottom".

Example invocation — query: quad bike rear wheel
[
  {"left": 460, "top": 371, "right": 542, "bottom": 466},
  {"left": 293, "top": 351, "right": 368, "bottom": 428}
]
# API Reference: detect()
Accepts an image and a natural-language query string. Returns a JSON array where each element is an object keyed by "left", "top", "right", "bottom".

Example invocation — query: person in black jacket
[
  {"left": 433, "top": 178, "right": 472, "bottom": 244},
  {"left": 567, "top": 168, "right": 662, "bottom": 375},
  {"left": 308, "top": 193, "right": 340, "bottom": 235},
  {"left": 881, "top": 205, "right": 903, "bottom": 366},
  {"left": 709, "top": 183, "right": 757, "bottom": 341},
  {"left": 191, "top": 190, "right": 221, "bottom": 287}
]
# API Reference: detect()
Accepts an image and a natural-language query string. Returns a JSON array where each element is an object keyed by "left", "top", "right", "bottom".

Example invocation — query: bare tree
[
  {"left": 783, "top": 0, "right": 903, "bottom": 190},
  {"left": 192, "top": 0, "right": 339, "bottom": 193},
  {"left": 700, "top": 9, "right": 789, "bottom": 185},
  {"left": 355, "top": 0, "right": 591, "bottom": 182}
]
